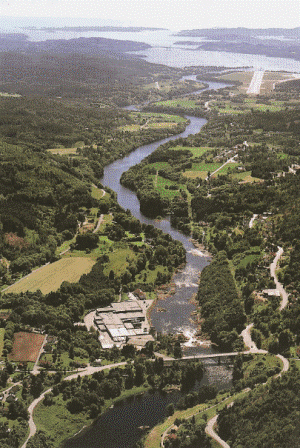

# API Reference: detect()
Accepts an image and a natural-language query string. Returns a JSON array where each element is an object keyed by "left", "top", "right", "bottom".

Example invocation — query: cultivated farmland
[
  {"left": 9, "top": 332, "right": 45, "bottom": 362},
  {"left": 4, "top": 257, "right": 95, "bottom": 295}
]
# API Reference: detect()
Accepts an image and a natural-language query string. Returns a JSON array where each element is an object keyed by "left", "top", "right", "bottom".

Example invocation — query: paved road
[
  {"left": 249, "top": 214, "right": 258, "bottom": 228},
  {"left": 247, "top": 71, "right": 265, "bottom": 95},
  {"left": 241, "top": 323, "right": 257, "bottom": 352},
  {"left": 276, "top": 354, "right": 289, "bottom": 377},
  {"left": 206, "top": 415, "right": 231, "bottom": 448},
  {"left": 204, "top": 351, "right": 288, "bottom": 448},
  {"left": 270, "top": 246, "right": 289, "bottom": 310},
  {"left": 207, "top": 155, "right": 238, "bottom": 180},
  {"left": 21, "top": 361, "right": 127, "bottom": 448}
]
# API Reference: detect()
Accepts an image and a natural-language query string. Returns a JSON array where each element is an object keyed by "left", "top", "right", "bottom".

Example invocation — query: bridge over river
[{"left": 156, "top": 349, "right": 268, "bottom": 366}]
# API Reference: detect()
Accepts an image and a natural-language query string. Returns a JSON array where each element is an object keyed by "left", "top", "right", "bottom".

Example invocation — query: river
[
  {"left": 65, "top": 81, "right": 234, "bottom": 448},
  {"left": 101, "top": 115, "right": 210, "bottom": 340},
  {"left": 101, "top": 79, "right": 231, "bottom": 343}
]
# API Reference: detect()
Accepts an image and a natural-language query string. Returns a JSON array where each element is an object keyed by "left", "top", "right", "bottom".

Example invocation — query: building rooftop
[{"left": 93, "top": 297, "right": 153, "bottom": 349}]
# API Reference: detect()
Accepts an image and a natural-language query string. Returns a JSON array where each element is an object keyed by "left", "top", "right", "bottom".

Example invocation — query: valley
[{"left": 0, "top": 24, "right": 300, "bottom": 448}]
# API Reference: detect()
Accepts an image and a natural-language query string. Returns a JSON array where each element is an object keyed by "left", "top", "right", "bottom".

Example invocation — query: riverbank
[
  {"left": 33, "top": 383, "right": 150, "bottom": 448},
  {"left": 190, "top": 238, "right": 212, "bottom": 258}
]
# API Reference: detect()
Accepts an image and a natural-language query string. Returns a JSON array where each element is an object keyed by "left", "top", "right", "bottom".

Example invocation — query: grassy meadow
[{"left": 4, "top": 258, "right": 96, "bottom": 295}]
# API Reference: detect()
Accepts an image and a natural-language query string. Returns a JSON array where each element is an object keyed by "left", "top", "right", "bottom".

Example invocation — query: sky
[{"left": 0, "top": 0, "right": 299, "bottom": 30}]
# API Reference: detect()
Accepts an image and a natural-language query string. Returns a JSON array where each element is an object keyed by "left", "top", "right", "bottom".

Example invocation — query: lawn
[
  {"left": 216, "top": 106, "right": 245, "bottom": 114},
  {"left": 183, "top": 162, "right": 222, "bottom": 179},
  {"left": 5, "top": 258, "right": 96, "bottom": 294},
  {"left": 33, "top": 395, "right": 94, "bottom": 446},
  {"left": 237, "top": 253, "right": 262, "bottom": 270},
  {"left": 148, "top": 122, "right": 177, "bottom": 129},
  {"left": 153, "top": 175, "right": 184, "bottom": 198},
  {"left": 172, "top": 146, "right": 212, "bottom": 158},
  {"left": 119, "top": 113, "right": 186, "bottom": 132},
  {"left": 154, "top": 98, "right": 199, "bottom": 109},
  {"left": 119, "top": 124, "right": 140, "bottom": 132},
  {"left": 219, "top": 71, "right": 254, "bottom": 83},
  {"left": 219, "top": 71, "right": 254, "bottom": 92},
  {"left": 136, "top": 112, "right": 186, "bottom": 123},
  {"left": 33, "top": 384, "right": 149, "bottom": 447},
  {"left": 148, "top": 162, "right": 170, "bottom": 171},
  {"left": 8, "top": 332, "right": 45, "bottom": 362},
  {"left": 211, "top": 162, "right": 237, "bottom": 177},
  {"left": 91, "top": 185, "right": 106, "bottom": 200},
  {"left": 232, "top": 171, "right": 262, "bottom": 183},
  {"left": 47, "top": 147, "right": 79, "bottom": 155},
  {"left": 103, "top": 248, "right": 136, "bottom": 277}
]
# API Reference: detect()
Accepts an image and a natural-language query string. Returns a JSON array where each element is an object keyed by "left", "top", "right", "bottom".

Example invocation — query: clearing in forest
[
  {"left": 9, "top": 332, "right": 45, "bottom": 362},
  {"left": 5, "top": 257, "right": 95, "bottom": 295}
]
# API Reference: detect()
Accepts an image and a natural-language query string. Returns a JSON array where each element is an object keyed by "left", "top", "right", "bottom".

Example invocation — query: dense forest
[
  {"left": 217, "top": 365, "right": 300, "bottom": 448},
  {"left": 197, "top": 251, "right": 245, "bottom": 351}
]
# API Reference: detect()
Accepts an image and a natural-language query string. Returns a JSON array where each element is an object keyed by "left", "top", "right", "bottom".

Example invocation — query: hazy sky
[{"left": 0, "top": 0, "right": 299, "bottom": 30}]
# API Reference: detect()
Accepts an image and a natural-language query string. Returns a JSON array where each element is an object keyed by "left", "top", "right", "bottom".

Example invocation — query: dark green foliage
[
  {"left": 75, "top": 233, "right": 99, "bottom": 250},
  {"left": 197, "top": 251, "right": 246, "bottom": 350},
  {"left": 166, "top": 403, "right": 175, "bottom": 416},
  {"left": 217, "top": 366, "right": 300, "bottom": 448},
  {"left": 164, "top": 418, "right": 211, "bottom": 448},
  {"left": 27, "top": 430, "right": 55, "bottom": 448}
]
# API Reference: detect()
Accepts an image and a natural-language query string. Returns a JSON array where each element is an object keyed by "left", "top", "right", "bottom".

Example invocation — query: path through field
[{"left": 209, "top": 154, "right": 238, "bottom": 179}]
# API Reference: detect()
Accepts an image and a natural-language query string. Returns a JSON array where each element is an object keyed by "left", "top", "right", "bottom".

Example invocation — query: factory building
[{"left": 94, "top": 296, "right": 153, "bottom": 349}]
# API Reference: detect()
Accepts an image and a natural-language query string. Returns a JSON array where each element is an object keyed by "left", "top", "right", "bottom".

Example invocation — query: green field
[
  {"left": 231, "top": 171, "right": 262, "bottom": 183},
  {"left": 183, "top": 162, "right": 222, "bottom": 179},
  {"left": 91, "top": 185, "right": 106, "bottom": 200},
  {"left": 212, "top": 98, "right": 285, "bottom": 115},
  {"left": 148, "top": 161, "right": 170, "bottom": 171},
  {"left": 4, "top": 258, "right": 96, "bottom": 295},
  {"left": 152, "top": 175, "right": 184, "bottom": 198},
  {"left": 103, "top": 248, "right": 136, "bottom": 277},
  {"left": 47, "top": 147, "right": 79, "bottom": 155},
  {"left": 172, "top": 145, "right": 212, "bottom": 158},
  {"left": 154, "top": 98, "right": 199, "bottom": 109},
  {"left": 135, "top": 112, "right": 186, "bottom": 123},
  {"left": 119, "top": 112, "right": 186, "bottom": 132},
  {"left": 211, "top": 162, "right": 237, "bottom": 177},
  {"left": 33, "top": 383, "right": 149, "bottom": 447}
]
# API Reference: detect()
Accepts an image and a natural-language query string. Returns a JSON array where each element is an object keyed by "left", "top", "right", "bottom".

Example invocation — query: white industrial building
[{"left": 94, "top": 296, "right": 154, "bottom": 349}]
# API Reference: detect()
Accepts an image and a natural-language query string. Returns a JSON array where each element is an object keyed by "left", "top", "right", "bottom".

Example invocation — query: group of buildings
[{"left": 93, "top": 291, "right": 154, "bottom": 349}]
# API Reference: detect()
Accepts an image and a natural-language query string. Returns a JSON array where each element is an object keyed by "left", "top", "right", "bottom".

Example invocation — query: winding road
[
  {"left": 21, "top": 361, "right": 127, "bottom": 448},
  {"left": 204, "top": 246, "right": 290, "bottom": 448},
  {"left": 206, "top": 415, "right": 230, "bottom": 448},
  {"left": 270, "top": 246, "right": 289, "bottom": 310}
]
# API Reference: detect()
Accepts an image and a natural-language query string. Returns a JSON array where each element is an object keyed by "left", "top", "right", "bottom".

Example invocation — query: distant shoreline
[{"left": 24, "top": 26, "right": 167, "bottom": 33}]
